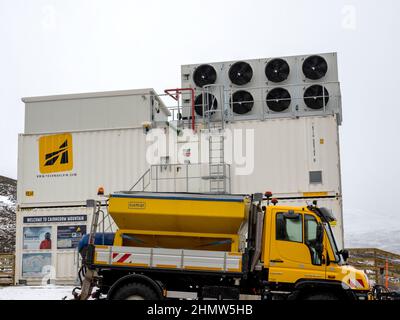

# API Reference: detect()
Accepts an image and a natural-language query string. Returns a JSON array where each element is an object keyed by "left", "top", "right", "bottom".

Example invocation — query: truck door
[{"left": 268, "top": 210, "right": 326, "bottom": 284}]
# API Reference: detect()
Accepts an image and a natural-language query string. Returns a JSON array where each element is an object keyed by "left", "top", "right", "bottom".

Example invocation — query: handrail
[
  {"left": 129, "top": 168, "right": 151, "bottom": 191},
  {"left": 150, "top": 163, "right": 231, "bottom": 194},
  {"left": 164, "top": 88, "right": 196, "bottom": 131}
]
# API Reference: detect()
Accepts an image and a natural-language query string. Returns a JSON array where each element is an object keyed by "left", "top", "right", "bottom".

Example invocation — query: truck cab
[{"left": 259, "top": 203, "right": 370, "bottom": 299}]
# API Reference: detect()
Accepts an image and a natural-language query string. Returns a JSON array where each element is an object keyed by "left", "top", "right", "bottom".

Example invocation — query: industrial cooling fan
[
  {"left": 229, "top": 61, "right": 253, "bottom": 85},
  {"left": 230, "top": 90, "right": 254, "bottom": 114},
  {"left": 303, "top": 85, "right": 329, "bottom": 109},
  {"left": 193, "top": 64, "right": 217, "bottom": 88},
  {"left": 266, "top": 88, "right": 291, "bottom": 112},
  {"left": 302, "top": 55, "right": 328, "bottom": 80},
  {"left": 265, "top": 58, "right": 290, "bottom": 82},
  {"left": 194, "top": 93, "right": 218, "bottom": 116}
]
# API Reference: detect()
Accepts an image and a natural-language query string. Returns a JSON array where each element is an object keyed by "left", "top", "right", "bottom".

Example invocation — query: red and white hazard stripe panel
[
  {"left": 112, "top": 253, "right": 133, "bottom": 263},
  {"left": 348, "top": 278, "right": 365, "bottom": 289}
]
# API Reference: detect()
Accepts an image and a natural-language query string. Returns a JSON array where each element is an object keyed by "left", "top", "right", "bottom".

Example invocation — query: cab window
[
  {"left": 276, "top": 213, "right": 303, "bottom": 243},
  {"left": 305, "top": 214, "right": 322, "bottom": 265}
]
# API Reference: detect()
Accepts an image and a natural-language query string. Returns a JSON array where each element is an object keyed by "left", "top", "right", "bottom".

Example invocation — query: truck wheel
[
  {"left": 112, "top": 282, "right": 159, "bottom": 300},
  {"left": 304, "top": 292, "right": 339, "bottom": 300}
]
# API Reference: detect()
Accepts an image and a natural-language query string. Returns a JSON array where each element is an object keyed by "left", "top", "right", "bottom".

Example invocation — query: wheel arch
[{"left": 107, "top": 274, "right": 164, "bottom": 300}]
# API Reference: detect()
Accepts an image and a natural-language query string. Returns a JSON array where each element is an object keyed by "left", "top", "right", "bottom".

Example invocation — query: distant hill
[{"left": 0, "top": 175, "right": 16, "bottom": 253}]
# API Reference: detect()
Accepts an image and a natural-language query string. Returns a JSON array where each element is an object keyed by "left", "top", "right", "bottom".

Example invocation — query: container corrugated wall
[
  {"left": 17, "top": 127, "right": 158, "bottom": 207},
  {"left": 224, "top": 115, "right": 341, "bottom": 197}
]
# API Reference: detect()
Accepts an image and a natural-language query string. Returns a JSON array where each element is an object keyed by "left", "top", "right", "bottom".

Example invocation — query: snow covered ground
[{"left": 0, "top": 285, "right": 75, "bottom": 300}]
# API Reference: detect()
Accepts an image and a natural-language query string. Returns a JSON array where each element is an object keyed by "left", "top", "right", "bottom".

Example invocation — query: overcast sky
[{"left": 1, "top": 0, "right": 400, "bottom": 237}]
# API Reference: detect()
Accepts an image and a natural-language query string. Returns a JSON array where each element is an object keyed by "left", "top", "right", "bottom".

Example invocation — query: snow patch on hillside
[{"left": 0, "top": 195, "right": 14, "bottom": 207}]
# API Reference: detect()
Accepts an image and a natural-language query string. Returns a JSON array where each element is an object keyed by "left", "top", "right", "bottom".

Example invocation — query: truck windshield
[{"left": 323, "top": 222, "right": 342, "bottom": 264}]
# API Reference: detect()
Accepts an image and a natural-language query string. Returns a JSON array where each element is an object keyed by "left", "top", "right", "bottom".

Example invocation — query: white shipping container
[
  {"left": 166, "top": 115, "right": 342, "bottom": 197},
  {"left": 17, "top": 127, "right": 167, "bottom": 207},
  {"left": 15, "top": 205, "right": 116, "bottom": 285},
  {"left": 228, "top": 116, "right": 341, "bottom": 196},
  {"left": 23, "top": 88, "right": 170, "bottom": 134},
  {"left": 223, "top": 115, "right": 341, "bottom": 197},
  {"left": 18, "top": 115, "right": 341, "bottom": 205}
]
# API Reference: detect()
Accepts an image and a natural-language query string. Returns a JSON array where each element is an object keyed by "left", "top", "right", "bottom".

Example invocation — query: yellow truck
[{"left": 74, "top": 191, "right": 370, "bottom": 300}]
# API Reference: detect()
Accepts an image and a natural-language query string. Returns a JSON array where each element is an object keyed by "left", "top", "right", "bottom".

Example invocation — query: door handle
[{"left": 270, "top": 259, "right": 284, "bottom": 263}]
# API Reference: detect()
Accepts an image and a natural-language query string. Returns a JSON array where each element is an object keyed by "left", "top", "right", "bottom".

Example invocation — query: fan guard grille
[
  {"left": 193, "top": 64, "right": 217, "bottom": 88},
  {"left": 230, "top": 90, "right": 254, "bottom": 114},
  {"left": 229, "top": 61, "right": 253, "bottom": 85},
  {"left": 303, "top": 85, "right": 329, "bottom": 109},
  {"left": 265, "top": 58, "right": 290, "bottom": 83},
  {"left": 302, "top": 55, "right": 328, "bottom": 80},
  {"left": 194, "top": 93, "right": 218, "bottom": 116},
  {"left": 266, "top": 88, "right": 291, "bottom": 112}
]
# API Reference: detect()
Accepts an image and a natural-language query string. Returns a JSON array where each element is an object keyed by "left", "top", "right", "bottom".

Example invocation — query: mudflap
[
  {"left": 74, "top": 269, "right": 97, "bottom": 300},
  {"left": 201, "top": 286, "right": 240, "bottom": 300}
]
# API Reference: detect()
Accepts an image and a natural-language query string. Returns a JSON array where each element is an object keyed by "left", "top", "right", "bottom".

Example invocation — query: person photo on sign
[{"left": 40, "top": 232, "right": 52, "bottom": 249}]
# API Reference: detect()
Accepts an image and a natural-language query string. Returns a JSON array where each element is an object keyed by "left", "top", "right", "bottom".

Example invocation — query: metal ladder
[
  {"left": 208, "top": 130, "right": 226, "bottom": 193},
  {"left": 202, "top": 85, "right": 228, "bottom": 194}
]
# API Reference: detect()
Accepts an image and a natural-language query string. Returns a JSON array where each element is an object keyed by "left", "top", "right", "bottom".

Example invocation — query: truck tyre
[
  {"left": 112, "top": 282, "right": 159, "bottom": 300},
  {"left": 304, "top": 292, "right": 339, "bottom": 300}
]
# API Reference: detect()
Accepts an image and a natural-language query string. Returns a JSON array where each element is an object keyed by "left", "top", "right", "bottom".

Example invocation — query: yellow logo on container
[{"left": 39, "top": 133, "right": 73, "bottom": 174}]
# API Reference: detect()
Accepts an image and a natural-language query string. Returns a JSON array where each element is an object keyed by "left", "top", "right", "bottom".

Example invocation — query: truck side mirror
[{"left": 339, "top": 249, "right": 349, "bottom": 261}]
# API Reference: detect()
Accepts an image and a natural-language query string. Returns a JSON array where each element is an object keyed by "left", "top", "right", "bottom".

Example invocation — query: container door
[
  {"left": 268, "top": 210, "right": 326, "bottom": 284},
  {"left": 56, "top": 251, "right": 79, "bottom": 283}
]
